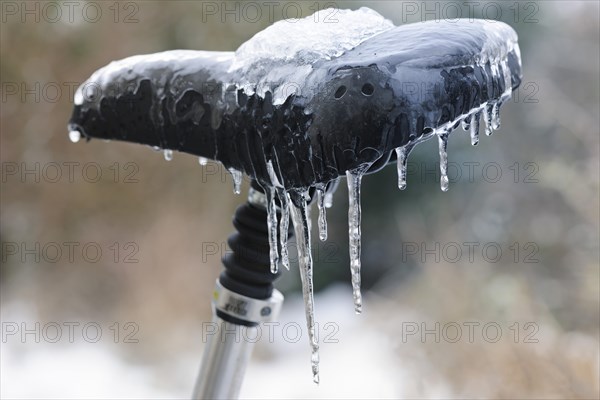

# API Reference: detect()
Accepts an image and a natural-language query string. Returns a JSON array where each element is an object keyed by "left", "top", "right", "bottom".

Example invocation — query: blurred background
[{"left": 1, "top": 1, "right": 598, "bottom": 398}]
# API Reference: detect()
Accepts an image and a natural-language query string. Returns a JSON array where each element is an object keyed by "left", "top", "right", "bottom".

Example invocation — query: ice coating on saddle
[
  {"left": 332, "top": 18, "right": 519, "bottom": 69},
  {"left": 73, "top": 50, "right": 234, "bottom": 107},
  {"left": 231, "top": 7, "right": 393, "bottom": 103},
  {"left": 231, "top": 7, "right": 393, "bottom": 69}
]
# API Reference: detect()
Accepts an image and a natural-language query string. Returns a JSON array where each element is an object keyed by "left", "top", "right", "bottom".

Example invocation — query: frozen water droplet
[
  {"left": 163, "top": 149, "right": 173, "bottom": 161},
  {"left": 470, "top": 112, "right": 481, "bottom": 146},
  {"left": 395, "top": 145, "right": 413, "bottom": 190},
  {"left": 461, "top": 115, "right": 471, "bottom": 131},
  {"left": 491, "top": 102, "right": 501, "bottom": 130},
  {"left": 198, "top": 157, "right": 208, "bottom": 166},
  {"left": 227, "top": 168, "right": 242, "bottom": 194},
  {"left": 316, "top": 186, "right": 328, "bottom": 241},
  {"left": 265, "top": 187, "right": 279, "bottom": 274},
  {"left": 289, "top": 191, "right": 319, "bottom": 384},
  {"left": 68, "top": 130, "right": 81, "bottom": 143},
  {"left": 324, "top": 192, "right": 334, "bottom": 208},
  {"left": 484, "top": 103, "right": 494, "bottom": 136},
  {"left": 438, "top": 130, "right": 450, "bottom": 192},
  {"left": 346, "top": 165, "right": 370, "bottom": 314},
  {"left": 152, "top": 146, "right": 161, "bottom": 152}
]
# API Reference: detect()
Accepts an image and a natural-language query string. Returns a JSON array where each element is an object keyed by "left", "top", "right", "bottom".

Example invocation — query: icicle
[
  {"left": 265, "top": 186, "right": 279, "bottom": 274},
  {"left": 277, "top": 189, "right": 291, "bottom": 270},
  {"left": 289, "top": 191, "right": 319, "bottom": 384},
  {"left": 470, "top": 111, "right": 481, "bottom": 146},
  {"left": 491, "top": 101, "right": 501, "bottom": 130},
  {"left": 501, "top": 59, "right": 513, "bottom": 98},
  {"left": 306, "top": 202, "right": 313, "bottom": 232},
  {"left": 461, "top": 115, "right": 471, "bottom": 131},
  {"left": 198, "top": 157, "right": 208, "bottom": 166},
  {"left": 438, "top": 130, "right": 450, "bottom": 192},
  {"left": 316, "top": 186, "right": 328, "bottom": 241},
  {"left": 346, "top": 166, "right": 370, "bottom": 314},
  {"left": 484, "top": 103, "right": 494, "bottom": 136},
  {"left": 395, "top": 144, "right": 413, "bottom": 190},
  {"left": 490, "top": 62, "right": 499, "bottom": 92},
  {"left": 266, "top": 159, "right": 291, "bottom": 270},
  {"left": 163, "top": 149, "right": 173, "bottom": 161},
  {"left": 68, "top": 130, "right": 81, "bottom": 143},
  {"left": 227, "top": 167, "right": 242, "bottom": 194}
]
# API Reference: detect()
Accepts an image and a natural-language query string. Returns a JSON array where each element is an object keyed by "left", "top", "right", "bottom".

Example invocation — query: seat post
[{"left": 192, "top": 181, "right": 288, "bottom": 399}]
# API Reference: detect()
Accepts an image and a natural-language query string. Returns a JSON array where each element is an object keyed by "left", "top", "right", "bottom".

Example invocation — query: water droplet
[
  {"left": 316, "top": 186, "right": 328, "bottom": 241},
  {"left": 198, "top": 157, "right": 208, "bottom": 166},
  {"left": 324, "top": 191, "right": 334, "bottom": 208},
  {"left": 470, "top": 111, "right": 481, "bottom": 146},
  {"left": 68, "top": 130, "right": 81, "bottom": 143},
  {"left": 438, "top": 130, "right": 450, "bottom": 192},
  {"left": 346, "top": 165, "right": 370, "bottom": 314},
  {"left": 289, "top": 190, "right": 319, "bottom": 384},
  {"left": 227, "top": 168, "right": 242, "bottom": 194},
  {"left": 163, "top": 149, "right": 173, "bottom": 161},
  {"left": 323, "top": 179, "right": 339, "bottom": 209}
]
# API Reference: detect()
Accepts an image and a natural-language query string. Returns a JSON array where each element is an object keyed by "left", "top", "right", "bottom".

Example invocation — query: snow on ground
[{"left": 1, "top": 285, "right": 415, "bottom": 399}]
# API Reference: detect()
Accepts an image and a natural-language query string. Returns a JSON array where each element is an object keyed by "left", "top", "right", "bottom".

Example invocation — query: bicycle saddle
[{"left": 68, "top": 11, "right": 522, "bottom": 192}]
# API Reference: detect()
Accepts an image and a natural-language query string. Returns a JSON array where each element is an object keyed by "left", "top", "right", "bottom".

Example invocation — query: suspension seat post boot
[{"left": 193, "top": 183, "right": 290, "bottom": 399}]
